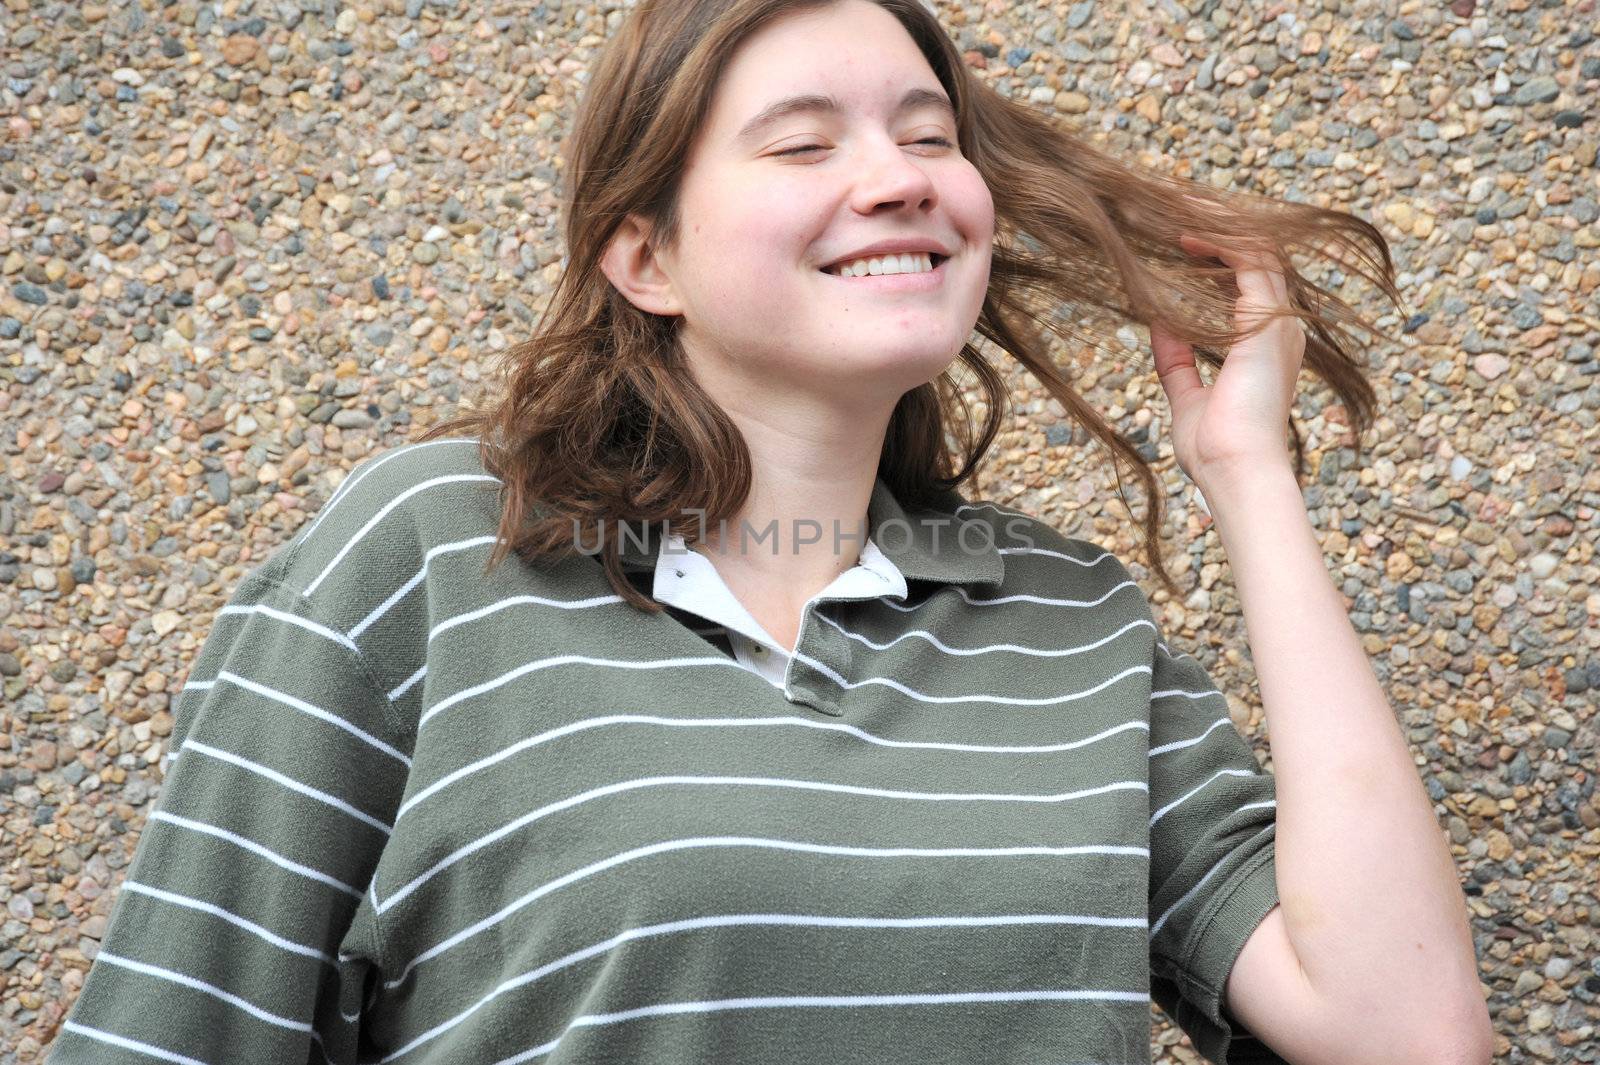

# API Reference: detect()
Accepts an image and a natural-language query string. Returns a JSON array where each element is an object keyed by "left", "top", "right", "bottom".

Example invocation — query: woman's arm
[
  {"left": 1145, "top": 230, "right": 1491, "bottom": 1063},
  {"left": 1199, "top": 464, "right": 1492, "bottom": 1064}
]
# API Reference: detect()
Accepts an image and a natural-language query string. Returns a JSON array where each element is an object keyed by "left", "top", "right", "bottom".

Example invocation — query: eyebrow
[{"left": 735, "top": 87, "right": 956, "bottom": 145}]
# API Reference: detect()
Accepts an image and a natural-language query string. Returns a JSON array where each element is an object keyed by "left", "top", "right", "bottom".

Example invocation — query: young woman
[{"left": 51, "top": 1, "right": 1490, "bottom": 1063}]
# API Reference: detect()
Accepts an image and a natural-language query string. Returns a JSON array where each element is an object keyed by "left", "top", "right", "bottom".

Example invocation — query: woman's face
[{"left": 617, "top": 0, "right": 994, "bottom": 413}]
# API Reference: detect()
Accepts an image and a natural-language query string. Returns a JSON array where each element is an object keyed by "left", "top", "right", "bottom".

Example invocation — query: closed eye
[{"left": 773, "top": 137, "right": 957, "bottom": 157}]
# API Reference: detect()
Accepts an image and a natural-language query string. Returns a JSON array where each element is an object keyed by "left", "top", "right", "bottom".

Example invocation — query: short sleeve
[
  {"left": 47, "top": 566, "right": 414, "bottom": 1064},
  {"left": 1144, "top": 613, "right": 1286, "bottom": 1065}
]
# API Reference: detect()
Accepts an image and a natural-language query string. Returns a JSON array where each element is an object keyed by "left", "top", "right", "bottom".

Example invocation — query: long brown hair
[{"left": 415, "top": 0, "right": 1402, "bottom": 610}]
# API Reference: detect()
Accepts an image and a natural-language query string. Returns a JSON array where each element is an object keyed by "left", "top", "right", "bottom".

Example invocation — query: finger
[
  {"left": 1180, "top": 233, "right": 1290, "bottom": 307},
  {"left": 1176, "top": 198, "right": 1287, "bottom": 290},
  {"left": 1177, "top": 193, "right": 1295, "bottom": 321},
  {"left": 1149, "top": 322, "right": 1205, "bottom": 408},
  {"left": 1178, "top": 234, "right": 1290, "bottom": 331}
]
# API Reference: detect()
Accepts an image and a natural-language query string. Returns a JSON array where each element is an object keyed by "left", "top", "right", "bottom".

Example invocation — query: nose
[{"left": 848, "top": 137, "right": 938, "bottom": 214}]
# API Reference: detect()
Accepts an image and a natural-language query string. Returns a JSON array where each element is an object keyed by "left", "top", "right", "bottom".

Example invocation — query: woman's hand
[{"left": 1148, "top": 233, "right": 1306, "bottom": 495}]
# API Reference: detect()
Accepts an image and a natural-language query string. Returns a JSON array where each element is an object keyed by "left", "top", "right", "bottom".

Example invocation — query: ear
[{"left": 600, "top": 212, "right": 682, "bottom": 317}]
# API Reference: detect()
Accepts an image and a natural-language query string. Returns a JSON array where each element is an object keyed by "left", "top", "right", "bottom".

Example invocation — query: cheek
[
  {"left": 681, "top": 203, "right": 811, "bottom": 329},
  {"left": 705, "top": 212, "right": 816, "bottom": 293},
  {"left": 954, "top": 169, "right": 996, "bottom": 242},
  {"left": 696, "top": 188, "right": 805, "bottom": 263}
]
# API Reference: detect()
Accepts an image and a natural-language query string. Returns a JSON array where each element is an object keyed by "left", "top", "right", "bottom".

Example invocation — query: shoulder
[
  {"left": 948, "top": 492, "right": 1161, "bottom": 631},
  {"left": 257, "top": 435, "right": 504, "bottom": 605},
  {"left": 305, "top": 434, "right": 501, "bottom": 510},
  {"left": 949, "top": 493, "right": 1140, "bottom": 582}
]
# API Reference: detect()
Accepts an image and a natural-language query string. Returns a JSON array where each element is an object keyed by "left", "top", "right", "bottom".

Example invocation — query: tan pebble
[
  {"left": 1383, "top": 202, "right": 1414, "bottom": 235},
  {"left": 1150, "top": 43, "right": 1184, "bottom": 67},
  {"left": 1056, "top": 91, "right": 1091, "bottom": 114},
  {"left": 188, "top": 126, "right": 214, "bottom": 161},
  {"left": 221, "top": 35, "right": 258, "bottom": 65},
  {"left": 1521, "top": 324, "right": 1559, "bottom": 348}
]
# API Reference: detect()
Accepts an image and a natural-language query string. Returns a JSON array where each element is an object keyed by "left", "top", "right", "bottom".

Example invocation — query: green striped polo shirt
[{"left": 50, "top": 435, "right": 1287, "bottom": 1065}]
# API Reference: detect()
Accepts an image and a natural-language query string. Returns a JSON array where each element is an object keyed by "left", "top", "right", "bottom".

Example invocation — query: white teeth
[{"left": 829, "top": 252, "right": 936, "bottom": 277}]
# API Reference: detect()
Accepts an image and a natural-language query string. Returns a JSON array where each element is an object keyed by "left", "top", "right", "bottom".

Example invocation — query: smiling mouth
[{"left": 819, "top": 253, "right": 949, "bottom": 276}]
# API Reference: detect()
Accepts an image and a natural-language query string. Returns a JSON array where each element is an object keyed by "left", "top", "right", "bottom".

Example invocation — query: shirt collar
[
  {"left": 617, "top": 475, "right": 1005, "bottom": 589},
  {"left": 652, "top": 529, "right": 908, "bottom": 649}
]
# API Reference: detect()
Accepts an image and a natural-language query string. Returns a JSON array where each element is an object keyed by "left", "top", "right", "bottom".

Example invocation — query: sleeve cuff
[{"left": 1175, "top": 839, "right": 1286, "bottom": 1064}]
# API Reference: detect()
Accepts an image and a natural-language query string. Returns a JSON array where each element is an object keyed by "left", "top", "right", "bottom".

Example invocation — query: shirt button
[{"left": 750, "top": 642, "right": 767, "bottom": 656}]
